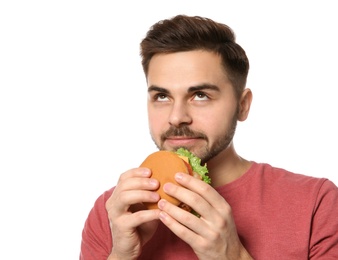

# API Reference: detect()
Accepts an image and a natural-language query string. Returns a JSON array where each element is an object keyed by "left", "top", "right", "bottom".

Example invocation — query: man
[{"left": 80, "top": 15, "right": 338, "bottom": 259}]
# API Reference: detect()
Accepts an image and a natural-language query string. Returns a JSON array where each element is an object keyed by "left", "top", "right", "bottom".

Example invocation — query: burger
[{"left": 140, "top": 148, "right": 211, "bottom": 213}]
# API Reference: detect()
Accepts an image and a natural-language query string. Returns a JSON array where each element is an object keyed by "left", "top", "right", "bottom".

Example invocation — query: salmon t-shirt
[{"left": 80, "top": 162, "right": 338, "bottom": 259}]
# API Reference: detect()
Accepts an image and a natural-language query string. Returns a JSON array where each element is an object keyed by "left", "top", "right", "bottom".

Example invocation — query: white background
[{"left": 1, "top": 1, "right": 337, "bottom": 259}]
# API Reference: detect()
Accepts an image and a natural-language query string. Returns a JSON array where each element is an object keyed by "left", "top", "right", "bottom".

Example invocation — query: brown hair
[{"left": 140, "top": 14, "right": 249, "bottom": 100}]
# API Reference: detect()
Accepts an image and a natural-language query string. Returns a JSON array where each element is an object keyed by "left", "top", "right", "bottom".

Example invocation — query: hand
[
  {"left": 158, "top": 172, "right": 253, "bottom": 260},
  {"left": 105, "top": 167, "right": 160, "bottom": 260}
]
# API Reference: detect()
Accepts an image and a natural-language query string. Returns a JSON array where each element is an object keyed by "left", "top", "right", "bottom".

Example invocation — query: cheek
[
  {"left": 195, "top": 105, "right": 237, "bottom": 133},
  {"left": 148, "top": 111, "right": 167, "bottom": 137}
]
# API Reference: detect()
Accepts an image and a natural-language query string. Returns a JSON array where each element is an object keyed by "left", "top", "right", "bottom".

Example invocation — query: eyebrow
[
  {"left": 148, "top": 83, "right": 220, "bottom": 94},
  {"left": 148, "top": 85, "right": 169, "bottom": 94},
  {"left": 188, "top": 84, "right": 220, "bottom": 93}
]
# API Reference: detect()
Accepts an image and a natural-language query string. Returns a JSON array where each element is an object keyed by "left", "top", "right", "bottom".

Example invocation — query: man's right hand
[{"left": 105, "top": 167, "right": 160, "bottom": 260}]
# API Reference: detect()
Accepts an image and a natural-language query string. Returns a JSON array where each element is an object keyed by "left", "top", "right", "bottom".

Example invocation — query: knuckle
[
  {"left": 199, "top": 182, "right": 212, "bottom": 193},
  {"left": 196, "top": 237, "right": 212, "bottom": 252},
  {"left": 222, "top": 203, "right": 232, "bottom": 216},
  {"left": 190, "top": 194, "right": 202, "bottom": 205}
]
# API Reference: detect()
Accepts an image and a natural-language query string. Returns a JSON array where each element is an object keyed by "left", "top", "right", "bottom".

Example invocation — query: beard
[{"left": 151, "top": 109, "right": 238, "bottom": 164}]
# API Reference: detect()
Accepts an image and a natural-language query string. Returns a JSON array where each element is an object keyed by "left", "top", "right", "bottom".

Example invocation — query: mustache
[{"left": 161, "top": 126, "right": 207, "bottom": 141}]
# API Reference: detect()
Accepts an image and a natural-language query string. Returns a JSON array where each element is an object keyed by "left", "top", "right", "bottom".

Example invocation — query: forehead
[{"left": 147, "top": 50, "right": 228, "bottom": 89}]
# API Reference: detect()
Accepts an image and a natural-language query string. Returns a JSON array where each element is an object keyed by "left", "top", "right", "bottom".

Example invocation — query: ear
[{"left": 238, "top": 88, "right": 253, "bottom": 121}]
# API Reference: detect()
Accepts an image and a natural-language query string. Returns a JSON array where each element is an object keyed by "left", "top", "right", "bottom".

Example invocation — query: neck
[{"left": 206, "top": 143, "right": 252, "bottom": 188}]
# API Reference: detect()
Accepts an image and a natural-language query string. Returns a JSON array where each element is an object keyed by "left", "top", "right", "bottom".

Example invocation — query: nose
[{"left": 168, "top": 101, "right": 192, "bottom": 127}]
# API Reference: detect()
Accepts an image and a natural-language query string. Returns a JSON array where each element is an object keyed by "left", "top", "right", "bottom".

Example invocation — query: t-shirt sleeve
[
  {"left": 80, "top": 188, "right": 114, "bottom": 260},
  {"left": 309, "top": 179, "right": 338, "bottom": 259}
]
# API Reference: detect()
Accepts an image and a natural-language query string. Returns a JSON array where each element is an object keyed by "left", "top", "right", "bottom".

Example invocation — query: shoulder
[
  {"left": 92, "top": 187, "right": 115, "bottom": 211},
  {"left": 250, "top": 162, "right": 338, "bottom": 201},
  {"left": 254, "top": 162, "right": 330, "bottom": 187},
  {"left": 82, "top": 187, "right": 115, "bottom": 228},
  {"left": 80, "top": 187, "right": 115, "bottom": 257}
]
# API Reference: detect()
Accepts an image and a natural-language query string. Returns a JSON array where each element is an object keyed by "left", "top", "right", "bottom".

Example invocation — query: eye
[
  {"left": 194, "top": 91, "right": 209, "bottom": 101},
  {"left": 154, "top": 93, "right": 169, "bottom": 102}
]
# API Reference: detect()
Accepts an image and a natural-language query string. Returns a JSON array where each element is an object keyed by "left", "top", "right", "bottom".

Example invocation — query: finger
[
  {"left": 159, "top": 198, "right": 205, "bottom": 231},
  {"left": 161, "top": 183, "right": 217, "bottom": 237},
  {"left": 162, "top": 179, "right": 228, "bottom": 229},
  {"left": 114, "top": 168, "right": 159, "bottom": 200},
  {"left": 118, "top": 167, "right": 152, "bottom": 182},
  {"left": 174, "top": 172, "right": 229, "bottom": 216},
  {"left": 116, "top": 174, "right": 159, "bottom": 192},
  {"left": 113, "top": 208, "right": 161, "bottom": 230},
  {"left": 106, "top": 168, "right": 160, "bottom": 214},
  {"left": 107, "top": 189, "right": 160, "bottom": 214},
  {"left": 158, "top": 197, "right": 231, "bottom": 254},
  {"left": 158, "top": 203, "right": 202, "bottom": 245},
  {"left": 162, "top": 180, "right": 213, "bottom": 218}
]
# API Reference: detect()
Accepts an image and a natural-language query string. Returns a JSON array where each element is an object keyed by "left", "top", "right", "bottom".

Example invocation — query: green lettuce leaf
[{"left": 175, "top": 148, "right": 211, "bottom": 184}]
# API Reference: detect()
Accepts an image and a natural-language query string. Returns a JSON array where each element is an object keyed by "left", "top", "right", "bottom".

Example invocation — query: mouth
[
  {"left": 160, "top": 126, "right": 207, "bottom": 150},
  {"left": 164, "top": 136, "right": 203, "bottom": 147}
]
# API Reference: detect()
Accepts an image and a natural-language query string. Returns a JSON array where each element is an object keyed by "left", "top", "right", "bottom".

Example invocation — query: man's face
[{"left": 146, "top": 50, "right": 239, "bottom": 163}]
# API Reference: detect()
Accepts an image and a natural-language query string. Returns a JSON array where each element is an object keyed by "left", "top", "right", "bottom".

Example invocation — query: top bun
[{"left": 140, "top": 150, "right": 190, "bottom": 209}]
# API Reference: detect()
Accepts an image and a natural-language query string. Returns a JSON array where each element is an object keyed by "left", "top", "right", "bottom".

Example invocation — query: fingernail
[
  {"left": 141, "top": 168, "right": 151, "bottom": 176},
  {"left": 163, "top": 183, "right": 172, "bottom": 192},
  {"left": 175, "top": 172, "right": 183, "bottom": 180},
  {"left": 151, "top": 192, "right": 160, "bottom": 200},
  {"left": 158, "top": 199, "right": 166, "bottom": 209},
  {"left": 159, "top": 211, "right": 167, "bottom": 221},
  {"left": 149, "top": 179, "right": 158, "bottom": 186}
]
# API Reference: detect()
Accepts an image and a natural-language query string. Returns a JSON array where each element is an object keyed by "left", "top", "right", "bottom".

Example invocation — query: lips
[
  {"left": 161, "top": 126, "right": 208, "bottom": 149},
  {"left": 165, "top": 136, "right": 203, "bottom": 147},
  {"left": 161, "top": 126, "right": 203, "bottom": 140}
]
